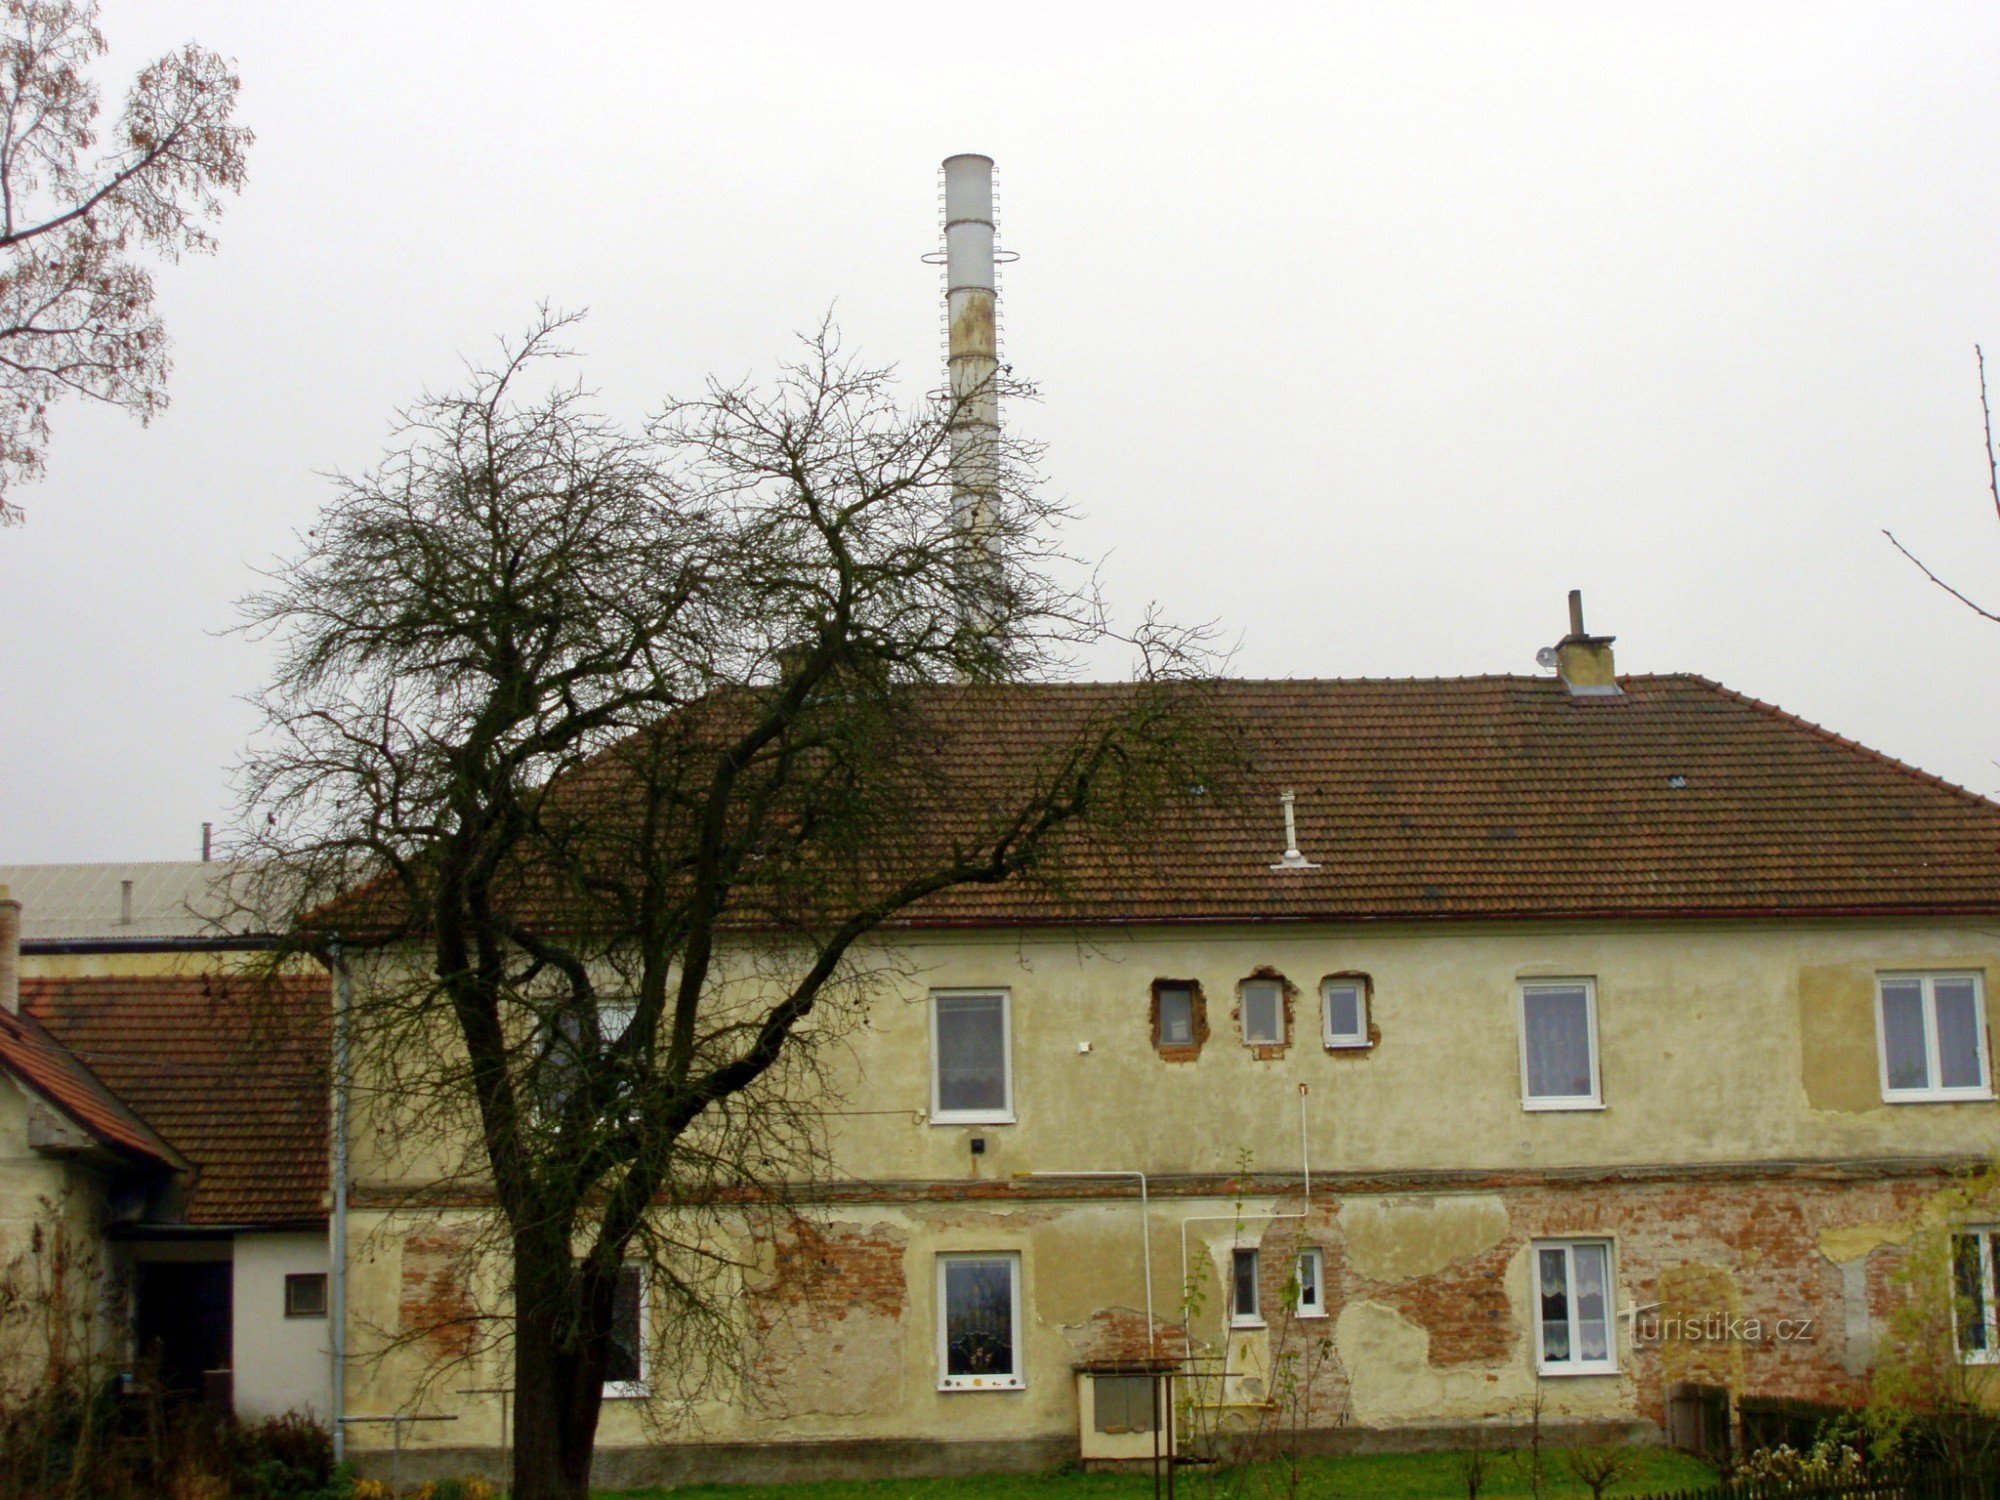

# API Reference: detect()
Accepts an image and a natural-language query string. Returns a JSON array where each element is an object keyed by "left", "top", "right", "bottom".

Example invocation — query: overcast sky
[{"left": 5, "top": 1, "right": 2000, "bottom": 863}]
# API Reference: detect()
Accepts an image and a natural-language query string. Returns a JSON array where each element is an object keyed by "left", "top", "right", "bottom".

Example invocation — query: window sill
[
  {"left": 1522, "top": 1099, "right": 1606, "bottom": 1113},
  {"left": 1323, "top": 1038, "right": 1371, "bottom": 1051},
  {"left": 931, "top": 1112, "right": 1017, "bottom": 1126},
  {"left": 1536, "top": 1362, "right": 1618, "bottom": 1378},
  {"left": 1294, "top": 1310, "right": 1328, "bottom": 1321},
  {"left": 1229, "top": 1318, "right": 1267, "bottom": 1331},
  {"left": 939, "top": 1375, "right": 1024, "bottom": 1392},
  {"left": 603, "top": 1381, "right": 650, "bottom": 1401},
  {"left": 1882, "top": 1090, "right": 1996, "bottom": 1105}
]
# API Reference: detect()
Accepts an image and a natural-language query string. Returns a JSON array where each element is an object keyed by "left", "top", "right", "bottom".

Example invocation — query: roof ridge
[{"left": 1681, "top": 674, "right": 2000, "bottom": 814}]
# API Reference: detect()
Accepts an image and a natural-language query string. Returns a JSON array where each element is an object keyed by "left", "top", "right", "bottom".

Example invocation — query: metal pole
[{"left": 329, "top": 941, "right": 351, "bottom": 1466}]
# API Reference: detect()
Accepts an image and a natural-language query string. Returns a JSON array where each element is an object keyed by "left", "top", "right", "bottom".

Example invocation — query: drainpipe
[
  {"left": 1178, "top": 1085, "right": 1314, "bottom": 1366},
  {"left": 1024, "top": 1171, "right": 1155, "bottom": 1358},
  {"left": 328, "top": 940, "right": 351, "bottom": 1464}
]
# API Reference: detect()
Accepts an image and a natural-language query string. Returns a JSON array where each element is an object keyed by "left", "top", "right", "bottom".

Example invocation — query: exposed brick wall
[
  {"left": 745, "top": 1218, "right": 910, "bottom": 1419},
  {"left": 1229, "top": 1173, "right": 1947, "bottom": 1430},
  {"left": 398, "top": 1226, "right": 480, "bottom": 1360}
]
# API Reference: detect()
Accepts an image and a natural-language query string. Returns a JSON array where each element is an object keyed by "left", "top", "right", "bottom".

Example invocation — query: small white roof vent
[{"left": 1269, "top": 790, "right": 1320, "bottom": 872}]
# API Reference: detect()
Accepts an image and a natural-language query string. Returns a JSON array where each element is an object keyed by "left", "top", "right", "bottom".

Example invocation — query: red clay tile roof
[
  {"left": 0, "top": 1008, "right": 186, "bottom": 1170},
  {"left": 21, "top": 974, "right": 329, "bottom": 1227},
  {"left": 325, "top": 673, "right": 2000, "bottom": 932},
  {"left": 890, "top": 674, "right": 2000, "bottom": 924}
]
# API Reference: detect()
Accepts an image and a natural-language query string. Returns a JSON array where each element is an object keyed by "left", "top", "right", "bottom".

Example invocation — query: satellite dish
[{"left": 1535, "top": 646, "right": 1560, "bottom": 672}]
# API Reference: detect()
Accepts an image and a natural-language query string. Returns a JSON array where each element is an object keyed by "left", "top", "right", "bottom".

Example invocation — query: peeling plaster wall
[{"left": 335, "top": 918, "right": 1998, "bottom": 1464}]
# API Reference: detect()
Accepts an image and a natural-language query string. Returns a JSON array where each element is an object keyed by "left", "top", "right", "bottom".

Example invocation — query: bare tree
[
  {"left": 0, "top": 0, "right": 251, "bottom": 524},
  {"left": 238, "top": 311, "right": 1225, "bottom": 1500}
]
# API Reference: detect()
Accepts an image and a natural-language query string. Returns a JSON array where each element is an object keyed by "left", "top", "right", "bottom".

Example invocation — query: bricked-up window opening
[
  {"left": 605, "top": 1263, "right": 646, "bottom": 1396},
  {"left": 1955, "top": 1228, "right": 1999, "bottom": 1363},
  {"left": 1294, "top": 1249, "right": 1325, "bottom": 1318},
  {"left": 931, "top": 991, "right": 1013, "bottom": 1124},
  {"left": 1242, "top": 981, "right": 1284, "bottom": 1047},
  {"left": 284, "top": 1272, "right": 327, "bottom": 1318},
  {"left": 1535, "top": 1239, "right": 1615, "bottom": 1375},
  {"left": 1878, "top": 973, "right": 1992, "bottom": 1102},
  {"left": 1093, "top": 1374, "right": 1153, "bottom": 1433},
  {"left": 1322, "top": 978, "right": 1368, "bottom": 1049},
  {"left": 1231, "top": 1247, "right": 1262, "bottom": 1327},
  {"left": 1520, "top": 979, "right": 1601, "bottom": 1109},
  {"left": 937, "top": 1253, "right": 1022, "bottom": 1390}
]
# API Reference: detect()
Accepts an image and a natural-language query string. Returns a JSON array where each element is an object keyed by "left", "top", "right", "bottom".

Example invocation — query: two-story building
[{"left": 336, "top": 618, "right": 2000, "bottom": 1488}]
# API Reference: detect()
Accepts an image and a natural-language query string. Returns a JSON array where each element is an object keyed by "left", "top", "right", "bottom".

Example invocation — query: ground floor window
[
  {"left": 283, "top": 1272, "right": 327, "bottom": 1318},
  {"left": 937, "top": 1253, "right": 1023, "bottom": 1390},
  {"left": 1231, "top": 1247, "right": 1262, "bottom": 1327},
  {"left": 1294, "top": 1248, "right": 1325, "bottom": 1318},
  {"left": 1956, "top": 1227, "right": 1999, "bottom": 1363},
  {"left": 605, "top": 1263, "right": 647, "bottom": 1396},
  {"left": 1534, "top": 1238, "right": 1615, "bottom": 1375}
]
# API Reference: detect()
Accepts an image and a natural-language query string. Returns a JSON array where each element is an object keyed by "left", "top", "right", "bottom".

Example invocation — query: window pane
[
  {"left": 944, "top": 1258, "right": 1014, "bottom": 1377},
  {"left": 1325, "top": 984, "right": 1362, "bottom": 1040},
  {"left": 1243, "top": 983, "right": 1282, "bottom": 1044},
  {"left": 937, "top": 995, "right": 1007, "bottom": 1112},
  {"left": 1232, "top": 1248, "right": 1260, "bottom": 1320},
  {"left": 1573, "top": 1244, "right": 1610, "bottom": 1363},
  {"left": 1158, "top": 988, "right": 1193, "bottom": 1046},
  {"left": 1934, "top": 980, "right": 1984, "bottom": 1090},
  {"left": 606, "top": 1265, "right": 642, "bottom": 1385},
  {"left": 1956, "top": 1235, "right": 1990, "bottom": 1355},
  {"left": 1881, "top": 981, "right": 1930, "bottom": 1091},
  {"left": 1297, "top": 1251, "right": 1321, "bottom": 1311},
  {"left": 1538, "top": 1247, "right": 1571, "bottom": 1362},
  {"left": 1524, "top": 986, "right": 1593, "bottom": 1099}
]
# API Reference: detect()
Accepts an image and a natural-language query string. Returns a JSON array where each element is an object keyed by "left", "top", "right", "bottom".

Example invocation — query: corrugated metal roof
[{"left": 0, "top": 862, "right": 270, "bottom": 942}]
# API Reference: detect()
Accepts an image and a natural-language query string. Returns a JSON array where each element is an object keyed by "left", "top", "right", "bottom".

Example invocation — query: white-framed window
[
  {"left": 1534, "top": 1239, "right": 1616, "bottom": 1376},
  {"left": 1877, "top": 973, "right": 1992, "bottom": 1103},
  {"left": 930, "top": 990, "right": 1014, "bottom": 1124},
  {"left": 1519, "top": 979, "right": 1602, "bottom": 1110},
  {"left": 604, "top": 1262, "right": 648, "bottom": 1398},
  {"left": 1293, "top": 1248, "right": 1326, "bottom": 1318},
  {"left": 1955, "top": 1227, "right": 1999, "bottom": 1364},
  {"left": 1230, "top": 1247, "right": 1263, "bottom": 1327},
  {"left": 1242, "top": 980, "right": 1285, "bottom": 1047},
  {"left": 936, "top": 1252, "right": 1024, "bottom": 1390},
  {"left": 1321, "top": 978, "right": 1369, "bottom": 1049}
]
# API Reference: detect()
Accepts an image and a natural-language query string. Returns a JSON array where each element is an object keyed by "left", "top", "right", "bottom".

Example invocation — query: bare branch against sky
[{"left": 5, "top": 1, "right": 2000, "bottom": 859}]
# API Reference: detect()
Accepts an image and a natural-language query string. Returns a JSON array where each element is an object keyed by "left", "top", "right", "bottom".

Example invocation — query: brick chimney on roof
[
  {"left": 0, "top": 885, "right": 19, "bottom": 1015},
  {"left": 1556, "top": 590, "right": 1621, "bottom": 697}
]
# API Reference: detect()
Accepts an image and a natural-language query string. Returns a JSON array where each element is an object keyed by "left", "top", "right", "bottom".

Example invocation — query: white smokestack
[
  {"left": 0, "top": 885, "right": 19, "bottom": 1015},
  {"left": 942, "top": 153, "right": 1000, "bottom": 619}
]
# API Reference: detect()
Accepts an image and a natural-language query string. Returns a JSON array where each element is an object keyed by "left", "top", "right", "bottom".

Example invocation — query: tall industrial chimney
[{"left": 942, "top": 153, "right": 1001, "bottom": 617}]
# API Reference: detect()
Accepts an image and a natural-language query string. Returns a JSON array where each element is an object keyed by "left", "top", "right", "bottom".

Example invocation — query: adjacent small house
[{"left": 0, "top": 862, "right": 331, "bottom": 1422}]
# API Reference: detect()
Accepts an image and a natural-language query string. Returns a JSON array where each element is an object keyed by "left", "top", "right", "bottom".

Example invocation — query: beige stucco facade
[{"left": 338, "top": 916, "right": 2000, "bottom": 1479}]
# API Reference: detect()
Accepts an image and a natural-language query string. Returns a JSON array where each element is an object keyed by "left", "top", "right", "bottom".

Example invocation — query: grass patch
[{"left": 600, "top": 1444, "right": 1716, "bottom": 1499}]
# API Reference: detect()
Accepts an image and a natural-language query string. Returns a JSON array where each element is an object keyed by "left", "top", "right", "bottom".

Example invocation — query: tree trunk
[{"left": 510, "top": 1241, "right": 609, "bottom": 1500}]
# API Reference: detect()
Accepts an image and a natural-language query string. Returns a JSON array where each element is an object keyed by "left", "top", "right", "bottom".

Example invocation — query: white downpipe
[
  {"left": 1026, "top": 1171, "right": 1155, "bottom": 1357},
  {"left": 329, "top": 943, "right": 351, "bottom": 1465},
  {"left": 1178, "top": 1085, "right": 1313, "bottom": 1367}
]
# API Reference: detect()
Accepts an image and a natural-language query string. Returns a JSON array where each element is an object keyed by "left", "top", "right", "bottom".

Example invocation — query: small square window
[
  {"left": 931, "top": 991, "right": 1014, "bottom": 1124},
  {"left": 1230, "top": 1247, "right": 1262, "bottom": 1327},
  {"left": 605, "top": 1262, "right": 648, "bottom": 1397},
  {"left": 937, "top": 1253, "right": 1023, "bottom": 1390},
  {"left": 1519, "top": 979, "right": 1601, "bottom": 1109},
  {"left": 1242, "top": 981, "right": 1284, "bottom": 1047},
  {"left": 1321, "top": 979, "right": 1369, "bottom": 1049},
  {"left": 1294, "top": 1249, "right": 1325, "bottom": 1318},
  {"left": 284, "top": 1272, "right": 327, "bottom": 1319},
  {"left": 1956, "top": 1227, "right": 1999, "bottom": 1364},
  {"left": 1877, "top": 973, "right": 1992, "bottom": 1103},
  {"left": 1534, "top": 1239, "right": 1616, "bottom": 1375}
]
